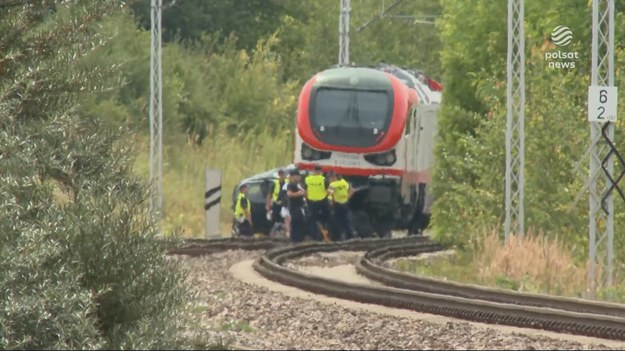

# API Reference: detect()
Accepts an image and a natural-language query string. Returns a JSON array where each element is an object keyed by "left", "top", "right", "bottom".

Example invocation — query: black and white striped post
[{"left": 204, "top": 169, "right": 222, "bottom": 239}]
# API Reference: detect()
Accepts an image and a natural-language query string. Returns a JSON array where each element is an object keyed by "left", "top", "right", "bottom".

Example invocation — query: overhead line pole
[
  {"left": 587, "top": 0, "right": 617, "bottom": 297},
  {"left": 339, "top": 0, "right": 351, "bottom": 66},
  {"left": 150, "top": 0, "right": 163, "bottom": 234},
  {"left": 504, "top": 0, "right": 526, "bottom": 240}
]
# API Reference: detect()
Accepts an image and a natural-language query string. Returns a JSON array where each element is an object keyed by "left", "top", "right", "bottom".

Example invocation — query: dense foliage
[
  {"left": 80, "top": 0, "right": 443, "bottom": 143},
  {"left": 0, "top": 1, "right": 193, "bottom": 348},
  {"left": 431, "top": 0, "right": 625, "bottom": 266}
]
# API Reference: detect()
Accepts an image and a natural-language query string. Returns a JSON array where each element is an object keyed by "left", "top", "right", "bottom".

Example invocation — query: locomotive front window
[
  {"left": 312, "top": 89, "right": 390, "bottom": 129},
  {"left": 309, "top": 88, "right": 394, "bottom": 148}
]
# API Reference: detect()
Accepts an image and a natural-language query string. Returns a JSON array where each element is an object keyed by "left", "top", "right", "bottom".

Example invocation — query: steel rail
[
  {"left": 167, "top": 237, "right": 291, "bottom": 256},
  {"left": 356, "top": 243, "right": 625, "bottom": 318},
  {"left": 168, "top": 236, "right": 427, "bottom": 257},
  {"left": 252, "top": 240, "right": 625, "bottom": 340},
  {"left": 166, "top": 235, "right": 625, "bottom": 340}
]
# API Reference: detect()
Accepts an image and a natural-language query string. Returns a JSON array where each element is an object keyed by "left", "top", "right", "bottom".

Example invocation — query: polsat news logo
[{"left": 545, "top": 25, "right": 578, "bottom": 69}]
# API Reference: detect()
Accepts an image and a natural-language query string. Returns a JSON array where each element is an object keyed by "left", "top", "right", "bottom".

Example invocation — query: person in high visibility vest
[
  {"left": 327, "top": 171, "right": 355, "bottom": 241},
  {"left": 234, "top": 183, "right": 253, "bottom": 237},
  {"left": 304, "top": 165, "right": 329, "bottom": 241},
  {"left": 265, "top": 169, "right": 287, "bottom": 232}
]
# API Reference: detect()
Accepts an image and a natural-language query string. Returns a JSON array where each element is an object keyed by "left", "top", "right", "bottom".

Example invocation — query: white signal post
[{"left": 587, "top": 0, "right": 616, "bottom": 298}]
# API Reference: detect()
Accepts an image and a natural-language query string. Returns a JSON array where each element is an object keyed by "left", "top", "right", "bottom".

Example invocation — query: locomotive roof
[
  {"left": 375, "top": 64, "right": 441, "bottom": 105},
  {"left": 319, "top": 64, "right": 441, "bottom": 105},
  {"left": 314, "top": 67, "right": 393, "bottom": 90}
]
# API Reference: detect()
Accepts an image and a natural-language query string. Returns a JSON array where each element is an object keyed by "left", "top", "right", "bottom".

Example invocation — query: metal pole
[
  {"left": 150, "top": 0, "right": 163, "bottom": 234},
  {"left": 339, "top": 0, "right": 351, "bottom": 66},
  {"left": 505, "top": 0, "right": 525, "bottom": 240},
  {"left": 606, "top": 0, "right": 615, "bottom": 289},
  {"left": 588, "top": 0, "right": 615, "bottom": 297}
]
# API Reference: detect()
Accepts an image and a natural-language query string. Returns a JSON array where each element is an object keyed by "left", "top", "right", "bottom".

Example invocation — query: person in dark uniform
[
  {"left": 327, "top": 171, "right": 355, "bottom": 241},
  {"left": 286, "top": 170, "right": 306, "bottom": 243},
  {"left": 234, "top": 183, "right": 253, "bottom": 237}
]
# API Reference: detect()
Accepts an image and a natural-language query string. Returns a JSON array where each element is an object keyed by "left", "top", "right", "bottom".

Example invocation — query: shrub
[
  {"left": 474, "top": 229, "right": 587, "bottom": 296},
  {"left": 0, "top": 1, "right": 194, "bottom": 348},
  {"left": 0, "top": 116, "right": 193, "bottom": 349}
]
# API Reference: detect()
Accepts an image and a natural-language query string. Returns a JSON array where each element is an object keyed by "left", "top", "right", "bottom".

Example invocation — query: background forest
[
  {"left": 88, "top": 0, "right": 625, "bottom": 260},
  {"left": 86, "top": 0, "right": 625, "bottom": 292},
  {"left": 3, "top": 0, "right": 625, "bottom": 348}
]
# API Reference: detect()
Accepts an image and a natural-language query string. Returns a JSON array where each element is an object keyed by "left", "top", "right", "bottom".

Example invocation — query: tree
[
  {"left": 0, "top": 1, "right": 194, "bottom": 348},
  {"left": 430, "top": 0, "right": 625, "bottom": 263},
  {"left": 127, "top": 0, "right": 289, "bottom": 50}
]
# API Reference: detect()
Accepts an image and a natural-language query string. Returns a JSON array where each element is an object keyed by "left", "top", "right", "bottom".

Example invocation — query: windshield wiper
[
  {"left": 333, "top": 92, "right": 355, "bottom": 134},
  {"left": 351, "top": 91, "right": 365, "bottom": 129}
]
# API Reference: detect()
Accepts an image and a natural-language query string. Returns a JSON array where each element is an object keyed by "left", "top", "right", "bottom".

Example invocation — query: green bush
[
  {"left": 0, "top": 115, "right": 193, "bottom": 350},
  {"left": 0, "top": 1, "right": 195, "bottom": 348}
]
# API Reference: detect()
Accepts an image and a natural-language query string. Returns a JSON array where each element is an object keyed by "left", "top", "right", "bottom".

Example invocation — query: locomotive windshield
[{"left": 309, "top": 88, "right": 393, "bottom": 148}]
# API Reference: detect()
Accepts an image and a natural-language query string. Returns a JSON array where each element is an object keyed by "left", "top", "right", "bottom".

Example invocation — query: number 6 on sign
[{"left": 588, "top": 86, "right": 618, "bottom": 122}]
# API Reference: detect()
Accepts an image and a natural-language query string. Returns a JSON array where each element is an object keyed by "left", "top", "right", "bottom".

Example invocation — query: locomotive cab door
[
  {"left": 403, "top": 102, "right": 439, "bottom": 234},
  {"left": 401, "top": 107, "right": 418, "bottom": 203},
  {"left": 414, "top": 102, "right": 440, "bottom": 216},
  {"left": 398, "top": 106, "right": 419, "bottom": 229}
]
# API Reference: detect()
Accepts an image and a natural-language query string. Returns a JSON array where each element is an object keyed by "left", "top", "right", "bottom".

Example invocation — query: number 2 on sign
[
  {"left": 597, "top": 106, "right": 605, "bottom": 120},
  {"left": 588, "top": 86, "right": 617, "bottom": 123}
]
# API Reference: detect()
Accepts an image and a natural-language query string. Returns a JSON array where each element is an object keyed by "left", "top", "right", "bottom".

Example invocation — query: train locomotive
[
  {"left": 293, "top": 64, "right": 442, "bottom": 237},
  {"left": 231, "top": 64, "right": 441, "bottom": 238}
]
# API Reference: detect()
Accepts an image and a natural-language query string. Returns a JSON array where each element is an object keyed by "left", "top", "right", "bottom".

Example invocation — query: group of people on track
[{"left": 233, "top": 165, "right": 356, "bottom": 242}]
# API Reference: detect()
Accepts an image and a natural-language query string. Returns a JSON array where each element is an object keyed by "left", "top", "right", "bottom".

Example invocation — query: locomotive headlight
[
  {"left": 302, "top": 143, "right": 314, "bottom": 159},
  {"left": 364, "top": 149, "right": 397, "bottom": 166},
  {"left": 301, "top": 143, "right": 332, "bottom": 161}
]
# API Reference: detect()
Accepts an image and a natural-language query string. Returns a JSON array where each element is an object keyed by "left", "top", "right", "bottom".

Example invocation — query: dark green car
[{"left": 230, "top": 165, "right": 299, "bottom": 236}]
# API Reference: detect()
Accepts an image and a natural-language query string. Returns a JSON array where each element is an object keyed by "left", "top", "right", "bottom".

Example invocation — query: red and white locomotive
[{"left": 293, "top": 64, "right": 442, "bottom": 237}]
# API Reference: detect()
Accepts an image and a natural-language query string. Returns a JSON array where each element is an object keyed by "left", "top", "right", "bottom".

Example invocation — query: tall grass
[
  {"left": 474, "top": 230, "right": 587, "bottom": 297},
  {"left": 396, "top": 228, "right": 591, "bottom": 298},
  {"left": 133, "top": 128, "right": 293, "bottom": 237}
]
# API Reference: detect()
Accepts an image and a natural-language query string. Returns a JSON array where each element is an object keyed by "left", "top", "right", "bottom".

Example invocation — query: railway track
[
  {"left": 170, "top": 236, "right": 625, "bottom": 341},
  {"left": 168, "top": 237, "right": 290, "bottom": 257}
]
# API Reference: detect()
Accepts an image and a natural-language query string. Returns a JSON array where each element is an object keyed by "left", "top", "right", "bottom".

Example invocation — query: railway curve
[
  {"left": 356, "top": 243, "right": 625, "bottom": 318},
  {"left": 169, "top": 236, "right": 625, "bottom": 341}
]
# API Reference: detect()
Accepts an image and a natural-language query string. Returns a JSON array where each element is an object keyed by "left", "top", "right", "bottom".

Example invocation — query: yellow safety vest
[
  {"left": 305, "top": 174, "right": 327, "bottom": 201},
  {"left": 272, "top": 179, "right": 285, "bottom": 202},
  {"left": 329, "top": 179, "right": 350, "bottom": 204},
  {"left": 234, "top": 192, "right": 250, "bottom": 219}
]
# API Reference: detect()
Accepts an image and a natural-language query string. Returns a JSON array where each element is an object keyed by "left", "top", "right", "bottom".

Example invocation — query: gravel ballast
[{"left": 176, "top": 249, "right": 623, "bottom": 350}]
